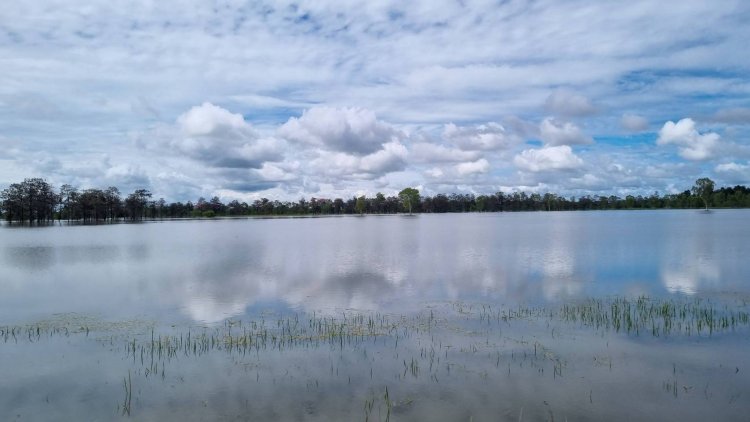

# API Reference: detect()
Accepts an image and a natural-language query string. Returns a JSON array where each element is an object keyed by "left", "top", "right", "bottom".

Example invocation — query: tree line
[{"left": 1, "top": 177, "right": 748, "bottom": 223}]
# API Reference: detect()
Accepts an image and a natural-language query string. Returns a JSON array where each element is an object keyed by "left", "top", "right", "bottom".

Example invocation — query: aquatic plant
[{"left": 559, "top": 296, "right": 750, "bottom": 337}]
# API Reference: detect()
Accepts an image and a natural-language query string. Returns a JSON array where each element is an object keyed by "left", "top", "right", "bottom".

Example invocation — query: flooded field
[{"left": 1, "top": 211, "right": 749, "bottom": 420}]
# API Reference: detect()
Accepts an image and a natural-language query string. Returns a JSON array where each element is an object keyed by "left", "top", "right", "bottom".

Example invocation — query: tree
[
  {"left": 79, "top": 188, "right": 107, "bottom": 221},
  {"left": 0, "top": 182, "right": 25, "bottom": 221},
  {"left": 374, "top": 192, "right": 386, "bottom": 213},
  {"left": 354, "top": 195, "right": 366, "bottom": 215},
  {"left": 105, "top": 187, "right": 122, "bottom": 221},
  {"left": 398, "top": 187, "right": 420, "bottom": 215},
  {"left": 1, "top": 178, "right": 58, "bottom": 223},
  {"left": 59, "top": 184, "right": 79, "bottom": 221},
  {"left": 333, "top": 198, "right": 344, "bottom": 214},
  {"left": 209, "top": 196, "right": 225, "bottom": 214},
  {"left": 691, "top": 178, "right": 715, "bottom": 211},
  {"left": 125, "top": 189, "right": 152, "bottom": 220}
]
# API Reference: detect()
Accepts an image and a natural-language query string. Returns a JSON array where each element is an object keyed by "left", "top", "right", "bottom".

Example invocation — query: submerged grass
[
  {"left": 559, "top": 296, "right": 750, "bottom": 337},
  {"left": 2, "top": 295, "right": 749, "bottom": 419},
  {"left": 0, "top": 313, "right": 154, "bottom": 344}
]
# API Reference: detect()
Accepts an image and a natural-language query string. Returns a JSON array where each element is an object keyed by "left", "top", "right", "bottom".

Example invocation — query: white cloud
[
  {"left": 657, "top": 118, "right": 719, "bottom": 161},
  {"left": 411, "top": 142, "right": 481, "bottom": 163},
  {"left": 539, "top": 118, "right": 593, "bottom": 146},
  {"left": 620, "top": 113, "right": 649, "bottom": 132},
  {"left": 361, "top": 141, "right": 409, "bottom": 173},
  {"left": 455, "top": 158, "right": 490, "bottom": 176},
  {"left": 544, "top": 89, "right": 597, "bottom": 117},
  {"left": 514, "top": 145, "right": 584, "bottom": 172},
  {"left": 255, "top": 162, "right": 298, "bottom": 182},
  {"left": 715, "top": 162, "right": 750, "bottom": 184},
  {"left": 309, "top": 141, "right": 408, "bottom": 180},
  {"left": 716, "top": 162, "right": 749, "bottom": 173},
  {"left": 425, "top": 167, "right": 444, "bottom": 178},
  {"left": 177, "top": 102, "right": 250, "bottom": 138},
  {"left": 278, "top": 106, "right": 401, "bottom": 155},
  {"left": 170, "top": 103, "right": 284, "bottom": 168},
  {"left": 442, "top": 122, "right": 520, "bottom": 151}
]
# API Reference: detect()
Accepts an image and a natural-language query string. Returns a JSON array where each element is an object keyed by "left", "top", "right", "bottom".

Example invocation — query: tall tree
[
  {"left": 0, "top": 182, "right": 25, "bottom": 221},
  {"left": 374, "top": 192, "right": 386, "bottom": 213},
  {"left": 691, "top": 178, "right": 715, "bottom": 211},
  {"left": 125, "top": 189, "right": 152, "bottom": 220},
  {"left": 209, "top": 196, "right": 225, "bottom": 214},
  {"left": 79, "top": 189, "right": 107, "bottom": 221},
  {"left": 398, "top": 187, "right": 420, "bottom": 215},
  {"left": 105, "top": 187, "right": 122, "bottom": 221},
  {"left": 0, "top": 178, "right": 58, "bottom": 223},
  {"left": 354, "top": 195, "right": 366, "bottom": 215},
  {"left": 59, "top": 184, "right": 79, "bottom": 221}
]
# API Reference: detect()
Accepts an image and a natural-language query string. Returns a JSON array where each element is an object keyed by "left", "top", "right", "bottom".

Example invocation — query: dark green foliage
[
  {"left": 0, "top": 178, "right": 58, "bottom": 223},
  {"left": 691, "top": 177, "right": 715, "bottom": 210},
  {"left": 124, "top": 189, "right": 152, "bottom": 220},
  {"left": 355, "top": 195, "right": 366, "bottom": 215},
  {"left": 398, "top": 188, "right": 420, "bottom": 215},
  {"left": 3, "top": 177, "right": 750, "bottom": 222}
]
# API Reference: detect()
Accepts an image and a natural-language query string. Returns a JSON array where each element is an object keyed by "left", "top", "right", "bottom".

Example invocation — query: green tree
[
  {"left": 374, "top": 192, "right": 386, "bottom": 213},
  {"left": 398, "top": 187, "right": 420, "bottom": 215},
  {"left": 125, "top": 189, "right": 152, "bottom": 220},
  {"left": 354, "top": 195, "right": 366, "bottom": 215},
  {"left": 79, "top": 188, "right": 107, "bottom": 221},
  {"left": 475, "top": 195, "right": 487, "bottom": 212},
  {"left": 209, "top": 196, "right": 225, "bottom": 215},
  {"left": 1, "top": 178, "right": 58, "bottom": 223},
  {"left": 691, "top": 177, "right": 715, "bottom": 211},
  {"left": 543, "top": 193, "right": 557, "bottom": 211}
]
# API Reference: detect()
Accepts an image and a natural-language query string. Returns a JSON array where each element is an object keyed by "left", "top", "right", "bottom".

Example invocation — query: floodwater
[{"left": 1, "top": 210, "right": 749, "bottom": 420}]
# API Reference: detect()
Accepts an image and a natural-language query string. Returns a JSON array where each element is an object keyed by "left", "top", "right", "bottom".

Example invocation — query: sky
[{"left": 1, "top": 0, "right": 750, "bottom": 202}]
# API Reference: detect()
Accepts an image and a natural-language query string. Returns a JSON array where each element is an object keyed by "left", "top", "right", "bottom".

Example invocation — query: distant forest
[{"left": 1, "top": 177, "right": 749, "bottom": 223}]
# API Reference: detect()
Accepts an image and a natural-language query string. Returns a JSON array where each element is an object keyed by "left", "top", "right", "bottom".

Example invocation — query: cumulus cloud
[
  {"left": 442, "top": 122, "right": 520, "bottom": 151},
  {"left": 177, "top": 102, "right": 251, "bottom": 138},
  {"left": 514, "top": 145, "right": 584, "bottom": 172},
  {"left": 361, "top": 142, "right": 409, "bottom": 173},
  {"left": 455, "top": 158, "right": 490, "bottom": 176},
  {"left": 715, "top": 162, "right": 750, "bottom": 183},
  {"left": 657, "top": 118, "right": 719, "bottom": 161},
  {"left": 620, "top": 113, "right": 649, "bottom": 132},
  {"left": 171, "top": 102, "right": 284, "bottom": 168},
  {"left": 254, "top": 162, "right": 299, "bottom": 182},
  {"left": 411, "top": 142, "right": 481, "bottom": 163},
  {"left": 544, "top": 90, "right": 597, "bottom": 117},
  {"left": 309, "top": 141, "right": 408, "bottom": 180},
  {"left": 278, "top": 106, "right": 401, "bottom": 155},
  {"left": 539, "top": 118, "right": 593, "bottom": 146}
]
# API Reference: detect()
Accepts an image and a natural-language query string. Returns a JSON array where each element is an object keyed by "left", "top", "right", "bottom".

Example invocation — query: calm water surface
[
  {"left": 1, "top": 211, "right": 749, "bottom": 420},
  {"left": 2, "top": 210, "right": 747, "bottom": 322}
]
